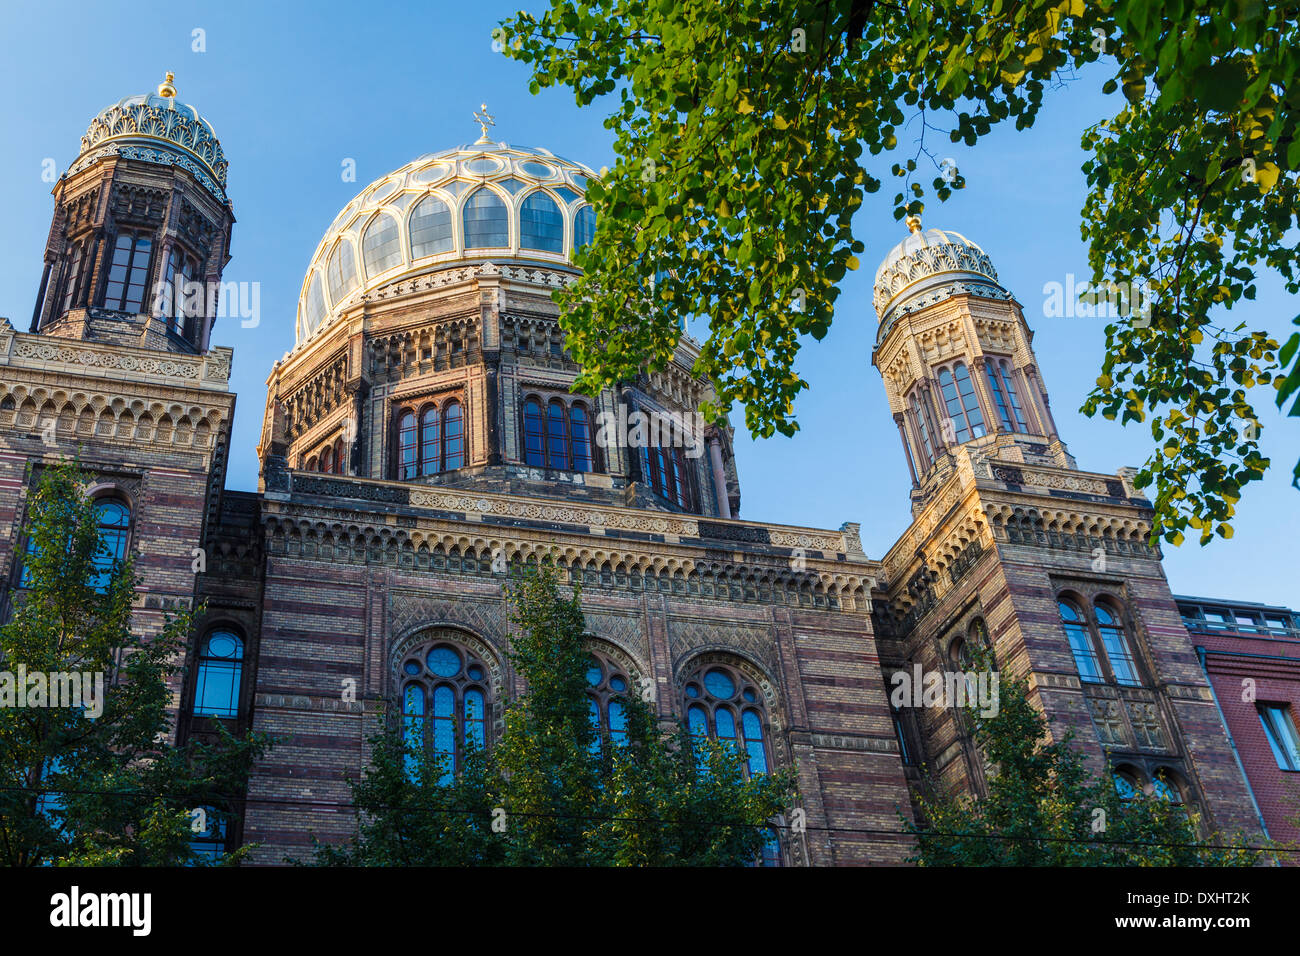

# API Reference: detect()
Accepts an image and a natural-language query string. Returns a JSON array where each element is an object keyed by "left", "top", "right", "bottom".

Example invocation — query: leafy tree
[
  {"left": 904, "top": 647, "right": 1258, "bottom": 865},
  {"left": 0, "top": 461, "right": 267, "bottom": 866},
  {"left": 314, "top": 561, "right": 796, "bottom": 866},
  {"left": 496, "top": 0, "right": 1299, "bottom": 545}
]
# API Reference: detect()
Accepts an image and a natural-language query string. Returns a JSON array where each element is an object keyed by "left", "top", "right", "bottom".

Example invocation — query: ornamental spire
[
  {"left": 157, "top": 71, "right": 177, "bottom": 98},
  {"left": 473, "top": 103, "right": 496, "bottom": 144}
]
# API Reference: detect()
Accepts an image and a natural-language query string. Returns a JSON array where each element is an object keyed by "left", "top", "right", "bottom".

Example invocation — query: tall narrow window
[
  {"left": 1258, "top": 703, "right": 1300, "bottom": 771},
  {"left": 103, "top": 231, "right": 154, "bottom": 312},
  {"left": 547, "top": 400, "right": 569, "bottom": 470},
  {"left": 431, "top": 685, "right": 456, "bottom": 785},
  {"left": 193, "top": 630, "right": 244, "bottom": 718},
  {"left": 333, "top": 437, "right": 345, "bottom": 475},
  {"left": 420, "top": 405, "right": 441, "bottom": 475},
  {"left": 443, "top": 400, "right": 464, "bottom": 470},
  {"left": 303, "top": 272, "right": 326, "bottom": 334},
  {"left": 462, "top": 188, "right": 509, "bottom": 248},
  {"left": 188, "top": 806, "right": 228, "bottom": 862},
  {"left": 402, "top": 683, "right": 425, "bottom": 781},
  {"left": 938, "top": 362, "right": 986, "bottom": 442},
  {"left": 910, "top": 392, "right": 934, "bottom": 465},
  {"left": 362, "top": 214, "right": 402, "bottom": 276},
  {"left": 671, "top": 448, "right": 689, "bottom": 509},
  {"left": 326, "top": 240, "right": 358, "bottom": 302},
  {"left": 985, "top": 362, "right": 1015, "bottom": 432},
  {"left": 397, "top": 410, "right": 418, "bottom": 479},
  {"left": 573, "top": 205, "right": 596, "bottom": 251},
  {"left": 89, "top": 498, "right": 130, "bottom": 593},
  {"left": 1060, "top": 599, "right": 1102, "bottom": 682},
  {"left": 520, "top": 192, "right": 564, "bottom": 253},
  {"left": 60, "top": 241, "right": 85, "bottom": 313},
  {"left": 523, "top": 399, "right": 545, "bottom": 467},
  {"left": 998, "top": 361, "right": 1029, "bottom": 431},
  {"left": 409, "top": 196, "right": 453, "bottom": 258},
  {"left": 320, "top": 445, "right": 334, "bottom": 474},
  {"left": 1095, "top": 602, "right": 1141, "bottom": 686},
  {"left": 570, "top": 404, "right": 592, "bottom": 472}
]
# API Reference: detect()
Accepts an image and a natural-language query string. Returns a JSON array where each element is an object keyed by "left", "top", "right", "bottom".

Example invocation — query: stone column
[
  {"left": 894, "top": 412, "right": 919, "bottom": 487},
  {"left": 707, "top": 434, "right": 732, "bottom": 519}
]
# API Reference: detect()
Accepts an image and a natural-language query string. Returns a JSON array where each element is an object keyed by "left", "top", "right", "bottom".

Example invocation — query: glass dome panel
[
  {"left": 362, "top": 213, "right": 403, "bottom": 275},
  {"left": 462, "top": 188, "right": 509, "bottom": 248},
  {"left": 521, "top": 192, "right": 564, "bottom": 253},
  {"left": 409, "top": 196, "right": 454, "bottom": 258}
]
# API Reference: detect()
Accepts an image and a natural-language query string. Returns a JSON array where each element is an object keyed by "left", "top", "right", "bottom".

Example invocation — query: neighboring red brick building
[{"left": 1180, "top": 595, "right": 1300, "bottom": 850}]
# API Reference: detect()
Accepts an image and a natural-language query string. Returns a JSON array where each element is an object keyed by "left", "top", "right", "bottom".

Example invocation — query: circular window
[
  {"left": 403, "top": 660, "right": 421, "bottom": 676},
  {"left": 685, "top": 684, "right": 700, "bottom": 699},
  {"left": 703, "top": 669, "right": 736, "bottom": 699},
  {"left": 742, "top": 688, "right": 757, "bottom": 703},
  {"left": 465, "top": 157, "right": 502, "bottom": 175},
  {"left": 586, "top": 663, "right": 603, "bottom": 686},
  {"left": 426, "top": 646, "right": 461, "bottom": 678},
  {"left": 609, "top": 676, "right": 627, "bottom": 692},
  {"left": 467, "top": 664, "right": 485, "bottom": 681},
  {"left": 520, "top": 161, "right": 554, "bottom": 178},
  {"left": 365, "top": 179, "right": 400, "bottom": 204},
  {"left": 410, "top": 163, "right": 451, "bottom": 184},
  {"left": 206, "top": 633, "right": 240, "bottom": 659}
]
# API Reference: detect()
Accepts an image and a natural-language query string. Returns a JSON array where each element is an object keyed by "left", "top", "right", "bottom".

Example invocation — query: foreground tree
[
  {"left": 0, "top": 461, "right": 267, "bottom": 866},
  {"left": 496, "top": 0, "right": 1299, "bottom": 545},
  {"left": 905, "top": 647, "right": 1259, "bottom": 865},
  {"left": 315, "top": 562, "right": 796, "bottom": 866}
]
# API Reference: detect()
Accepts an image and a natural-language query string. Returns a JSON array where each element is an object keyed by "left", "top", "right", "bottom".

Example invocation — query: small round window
[
  {"left": 426, "top": 646, "right": 461, "bottom": 678},
  {"left": 703, "top": 669, "right": 736, "bottom": 699}
]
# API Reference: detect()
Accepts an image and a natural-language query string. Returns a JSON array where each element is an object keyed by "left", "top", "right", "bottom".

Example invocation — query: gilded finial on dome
[
  {"left": 157, "top": 71, "right": 177, "bottom": 98},
  {"left": 473, "top": 103, "right": 496, "bottom": 144},
  {"left": 906, "top": 213, "right": 922, "bottom": 234}
]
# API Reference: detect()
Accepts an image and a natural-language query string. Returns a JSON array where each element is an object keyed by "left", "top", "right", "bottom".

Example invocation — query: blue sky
[{"left": 1, "top": 0, "right": 1295, "bottom": 605}]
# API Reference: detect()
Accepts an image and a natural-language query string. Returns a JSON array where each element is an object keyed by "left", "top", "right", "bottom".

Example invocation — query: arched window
[
  {"left": 60, "top": 240, "right": 86, "bottom": 314},
  {"left": 586, "top": 653, "right": 631, "bottom": 755},
  {"left": 399, "top": 639, "right": 492, "bottom": 785},
  {"left": 909, "top": 391, "right": 934, "bottom": 465},
  {"left": 756, "top": 828, "right": 783, "bottom": 867},
  {"left": 420, "top": 405, "right": 441, "bottom": 475},
  {"left": 193, "top": 630, "right": 244, "bottom": 719},
  {"left": 188, "top": 806, "right": 228, "bottom": 862},
  {"left": 162, "top": 247, "right": 204, "bottom": 338},
  {"left": 546, "top": 400, "right": 570, "bottom": 470},
  {"left": 1151, "top": 768, "right": 1188, "bottom": 810},
  {"left": 985, "top": 361, "right": 1015, "bottom": 432},
  {"left": 1095, "top": 601, "right": 1140, "bottom": 686},
  {"left": 333, "top": 437, "right": 345, "bottom": 475},
  {"left": 573, "top": 205, "right": 596, "bottom": 251},
  {"left": 326, "top": 240, "right": 358, "bottom": 302},
  {"left": 671, "top": 448, "right": 690, "bottom": 509},
  {"left": 362, "top": 213, "right": 402, "bottom": 276},
  {"left": 305, "top": 456, "right": 317, "bottom": 472},
  {"left": 303, "top": 272, "right": 326, "bottom": 334},
  {"left": 409, "top": 196, "right": 454, "bottom": 258},
  {"left": 1060, "top": 598, "right": 1103, "bottom": 683},
  {"left": 520, "top": 192, "right": 565, "bottom": 253},
  {"left": 89, "top": 498, "right": 130, "bottom": 593},
  {"left": 103, "top": 230, "right": 154, "bottom": 312},
  {"left": 443, "top": 400, "right": 464, "bottom": 470},
  {"left": 523, "top": 398, "right": 545, "bottom": 467},
  {"left": 397, "top": 410, "right": 418, "bottom": 479},
  {"left": 997, "top": 360, "right": 1029, "bottom": 431},
  {"left": 320, "top": 444, "right": 334, "bottom": 474},
  {"left": 937, "top": 362, "right": 986, "bottom": 442},
  {"left": 570, "top": 404, "right": 593, "bottom": 473},
  {"left": 1113, "top": 766, "right": 1140, "bottom": 800},
  {"left": 462, "top": 188, "right": 509, "bottom": 248},
  {"left": 682, "top": 663, "right": 770, "bottom": 778}
]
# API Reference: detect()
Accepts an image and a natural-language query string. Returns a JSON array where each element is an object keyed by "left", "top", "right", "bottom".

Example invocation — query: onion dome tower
[
  {"left": 30, "top": 72, "right": 235, "bottom": 354},
  {"left": 259, "top": 113, "right": 740, "bottom": 518},
  {"left": 871, "top": 215, "right": 1074, "bottom": 515}
]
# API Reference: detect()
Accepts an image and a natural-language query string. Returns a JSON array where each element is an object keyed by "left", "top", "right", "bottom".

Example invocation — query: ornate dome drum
[{"left": 296, "top": 142, "right": 599, "bottom": 345}]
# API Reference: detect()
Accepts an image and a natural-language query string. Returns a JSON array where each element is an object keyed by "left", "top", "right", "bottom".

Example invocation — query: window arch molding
[
  {"left": 933, "top": 359, "right": 988, "bottom": 443},
  {"left": 388, "top": 625, "right": 505, "bottom": 734},
  {"left": 392, "top": 394, "right": 466, "bottom": 479},
  {"left": 674, "top": 650, "right": 784, "bottom": 771}
]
